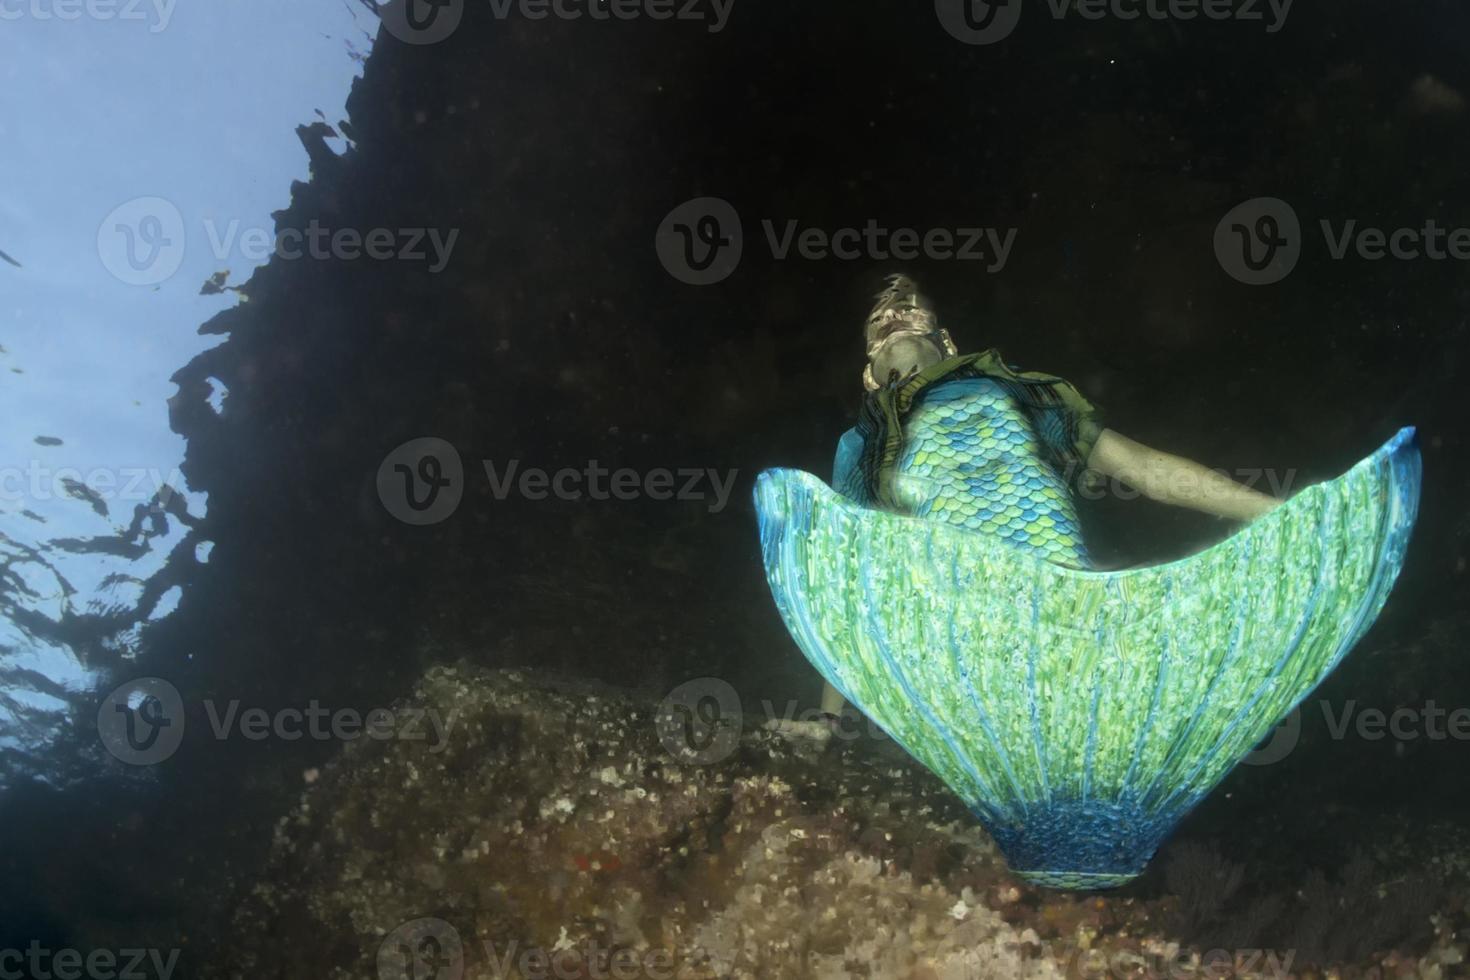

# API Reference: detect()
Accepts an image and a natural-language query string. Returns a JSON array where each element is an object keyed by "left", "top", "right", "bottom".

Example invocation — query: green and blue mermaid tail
[{"left": 755, "top": 426, "right": 1420, "bottom": 889}]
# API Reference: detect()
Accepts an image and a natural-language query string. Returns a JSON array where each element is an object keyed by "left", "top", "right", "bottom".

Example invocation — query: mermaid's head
[{"left": 863, "top": 274, "right": 957, "bottom": 390}]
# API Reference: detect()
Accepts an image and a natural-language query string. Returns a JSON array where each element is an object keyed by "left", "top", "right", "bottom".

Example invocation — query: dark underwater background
[{"left": 2, "top": 0, "right": 1469, "bottom": 976}]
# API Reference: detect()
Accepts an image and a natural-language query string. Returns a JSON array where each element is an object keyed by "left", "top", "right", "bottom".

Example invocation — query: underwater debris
[
  {"left": 60, "top": 477, "right": 108, "bottom": 519},
  {"left": 200, "top": 270, "right": 231, "bottom": 295},
  {"left": 1409, "top": 74, "right": 1466, "bottom": 115}
]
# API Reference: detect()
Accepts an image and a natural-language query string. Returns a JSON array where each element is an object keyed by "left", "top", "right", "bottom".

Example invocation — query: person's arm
[{"left": 1086, "top": 428, "right": 1282, "bottom": 521}]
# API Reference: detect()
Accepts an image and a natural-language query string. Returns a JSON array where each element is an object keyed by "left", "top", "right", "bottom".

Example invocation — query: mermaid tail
[{"left": 755, "top": 428, "right": 1421, "bottom": 889}]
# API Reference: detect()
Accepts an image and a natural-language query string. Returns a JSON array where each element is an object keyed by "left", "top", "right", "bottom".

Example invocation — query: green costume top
[{"left": 833, "top": 352, "right": 1103, "bottom": 567}]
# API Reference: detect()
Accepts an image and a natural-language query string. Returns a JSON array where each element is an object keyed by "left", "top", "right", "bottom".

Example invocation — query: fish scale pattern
[
  {"left": 894, "top": 378, "right": 1090, "bottom": 567},
  {"left": 761, "top": 424, "right": 1421, "bottom": 888}
]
